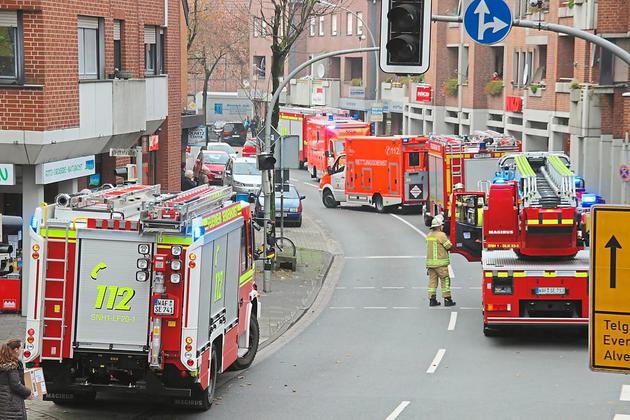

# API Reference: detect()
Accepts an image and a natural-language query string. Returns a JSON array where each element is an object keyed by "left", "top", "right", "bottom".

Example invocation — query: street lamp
[{"left": 317, "top": 0, "right": 381, "bottom": 133}]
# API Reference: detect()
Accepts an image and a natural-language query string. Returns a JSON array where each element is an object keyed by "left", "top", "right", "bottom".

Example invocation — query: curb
[{"left": 259, "top": 249, "right": 335, "bottom": 350}]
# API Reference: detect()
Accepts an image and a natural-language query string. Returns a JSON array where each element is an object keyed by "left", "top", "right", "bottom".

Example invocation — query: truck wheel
[
  {"left": 196, "top": 346, "right": 218, "bottom": 411},
  {"left": 374, "top": 195, "right": 386, "bottom": 213},
  {"left": 311, "top": 167, "right": 317, "bottom": 179},
  {"left": 232, "top": 314, "right": 260, "bottom": 370},
  {"left": 322, "top": 190, "right": 338, "bottom": 208}
]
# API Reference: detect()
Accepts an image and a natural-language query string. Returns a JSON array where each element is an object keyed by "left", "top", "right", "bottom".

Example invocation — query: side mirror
[{"left": 300, "top": 195, "right": 306, "bottom": 200}]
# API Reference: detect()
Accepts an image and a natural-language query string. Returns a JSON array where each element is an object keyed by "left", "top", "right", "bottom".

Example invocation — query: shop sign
[
  {"left": 35, "top": 156, "right": 96, "bottom": 185},
  {"left": 312, "top": 87, "right": 325, "bottom": 106},
  {"left": 188, "top": 126, "right": 207, "bottom": 144},
  {"left": 0, "top": 164, "right": 15, "bottom": 186},
  {"left": 415, "top": 84, "right": 432, "bottom": 102},
  {"left": 149, "top": 135, "right": 159, "bottom": 151}
]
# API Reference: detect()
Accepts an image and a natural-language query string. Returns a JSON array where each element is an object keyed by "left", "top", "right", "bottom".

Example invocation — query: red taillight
[
  {"left": 186, "top": 359, "right": 195, "bottom": 366},
  {"left": 487, "top": 303, "right": 511, "bottom": 312},
  {"left": 224, "top": 130, "right": 233, "bottom": 135},
  {"left": 27, "top": 328, "right": 35, "bottom": 336},
  {"left": 23, "top": 351, "right": 31, "bottom": 359}
]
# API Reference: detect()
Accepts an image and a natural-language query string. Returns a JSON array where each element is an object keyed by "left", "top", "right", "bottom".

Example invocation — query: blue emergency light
[
  {"left": 328, "top": 113, "right": 334, "bottom": 121},
  {"left": 581, "top": 193, "right": 599, "bottom": 208},
  {"left": 493, "top": 176, "right": 506, "bottom": 184},
  {"left": 402, "top": 137, "right": 410, "bottom": 144}
]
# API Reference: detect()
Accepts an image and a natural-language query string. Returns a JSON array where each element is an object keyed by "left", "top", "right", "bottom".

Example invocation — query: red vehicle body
[
  {"left": 278, "top": 106, "right": 350, "bottom": 168},
  {"left": 193, "top": 150, "right": 230, "bottom": 184},
  {"left": 24, "top": 184, "right": 259, "bottom": 410},
  {"left": 305, "top": 118, "right": 370, "bottom": 180},
  {"left": 444, "top": 152, "right": 589, "bottom": 335},
  {"left": 319, "top": 135, "right": 428, "bottom": 212}
]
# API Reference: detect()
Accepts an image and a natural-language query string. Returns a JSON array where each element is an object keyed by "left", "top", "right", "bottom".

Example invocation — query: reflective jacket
[{"left": 426, "top": 230, "right": 452, "bottom": 268}]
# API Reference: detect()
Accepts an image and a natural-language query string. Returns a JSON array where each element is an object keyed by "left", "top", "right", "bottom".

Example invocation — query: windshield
[
  {"left": 203, "top": 152, "right": 229, "bottom": 164},
  {"left": 334, "top": 140, "right": 345, "bottom": 155},
  {"left": 234, "top": 162, "right": 260, "bottom": 175},
  {"left": 208, "top": 144, "right": 234, "bottom": 155}
]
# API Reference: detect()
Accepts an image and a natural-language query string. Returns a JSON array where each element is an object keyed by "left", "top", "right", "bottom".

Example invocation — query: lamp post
[{"left": 317, "top": 0, "right": 381, "bottom": 133}]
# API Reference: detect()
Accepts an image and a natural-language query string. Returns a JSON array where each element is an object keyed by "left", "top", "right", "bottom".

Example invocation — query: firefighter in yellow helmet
[{"left": 426, "top": 217, "right": 456, "bottom": 307}]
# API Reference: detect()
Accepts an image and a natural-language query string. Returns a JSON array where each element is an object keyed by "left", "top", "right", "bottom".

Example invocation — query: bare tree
[
  {"left": 188, "top": 0, "right": 249, "bottom": 123},
  {"left": 249, "top": 0, "right": 341, "bottom": 129}
]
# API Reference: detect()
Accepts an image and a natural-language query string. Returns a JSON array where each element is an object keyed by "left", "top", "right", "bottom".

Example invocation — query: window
[
  {"left": 113, "top": 20, "right": 122, "bottom": 72},
  {"left": 0, "top": 10, "right": 23, "bottom": 83},
  {"left": 253, "top": 17, "right": 259, "bottom": 38},
  {"left": 144, "top": 26, "right": 163, "bottom": 75},
  {"left": 346, "top": 12, "right": 353, "bottom": 35},
  {"left": 254, "top": 55, "right": 266, "bottom": 78},
  {"left": 159, "top": 28, "right": 165, "bottom": 74},
  {"left": 512, "top": 51, "right": 520, "bottom": 87},
  {"left": 319, "top": 16, "right": 324, "bottom": 36},
  {"left": 240, "top": 225, "right": 251, "bottom": 274},
  {"left": 310, "top": 17, "right": 315, "bottom": 36},
  {"left": 532, "top": 45, "right": 547, "bottom": 82},
  {"left": 462, "top": 45, "right": 469, "bottom": 83},
  {"left": 331, "top": 14, "right": 338, "bottom": 36},
  {"left": 356, "top": 12, "right": 363, "bottom": 36},
  {"left": 492, "top": 46, "right": 504, "bottom": 79},
  {"left": 78, "top": 16, "right": 101, "bottom": 80},
  {"left": 261, "top": 20, "right": 267, "bottom": 37},
  {"left": 408, "top": 152, "right": 420, "bottom": 167}
]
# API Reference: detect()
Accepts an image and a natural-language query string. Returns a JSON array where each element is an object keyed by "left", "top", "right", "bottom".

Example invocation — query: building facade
[{"left": 0, "top": 0, "right": 185, "bottom": 312}]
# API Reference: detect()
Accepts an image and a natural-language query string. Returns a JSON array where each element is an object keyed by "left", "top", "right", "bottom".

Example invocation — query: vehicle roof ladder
[
  {"left": 40, "top": 222, "right": 71, "bottom": 362},
  {"left": 448, "top": 142, "right": 464, "bottom": 186}
]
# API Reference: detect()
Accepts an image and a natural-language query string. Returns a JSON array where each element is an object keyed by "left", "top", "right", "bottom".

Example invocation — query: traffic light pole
[
  {"left": 261, "top": 46, "right": 379, "bottom": 293},
  {"left": 431, "top": 15, "right": 630, "bottom": 66}
]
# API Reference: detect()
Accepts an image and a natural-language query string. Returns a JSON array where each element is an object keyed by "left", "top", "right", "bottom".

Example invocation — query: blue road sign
[{"left": 464, "top": 0, "right": 512, "bottom": 45}]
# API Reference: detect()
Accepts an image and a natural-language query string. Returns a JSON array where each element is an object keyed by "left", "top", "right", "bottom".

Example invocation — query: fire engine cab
[
  {"left": 425, "top": 131, "right": 521, "bottom": 260},
  {"left": 24, "top": 184, "right": 259, "bottom": 410},
  {"left": 319, "top": 135, "right": 428, "bottom": 213},
  {"left": 305, "top": 116, "right": 370, "bottom": 180}
]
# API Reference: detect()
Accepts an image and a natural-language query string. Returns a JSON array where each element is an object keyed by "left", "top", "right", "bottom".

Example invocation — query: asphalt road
[{"left": 38, "top": 169, "right": 630, "bottom": 419}]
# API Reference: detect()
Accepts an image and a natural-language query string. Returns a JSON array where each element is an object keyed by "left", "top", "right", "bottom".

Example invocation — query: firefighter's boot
[
  {"left": 444, "top": 297, "right": 456, "bottom": 307},
  {"left": 429, "top": 297, "right": 441, "bottom": 307}
]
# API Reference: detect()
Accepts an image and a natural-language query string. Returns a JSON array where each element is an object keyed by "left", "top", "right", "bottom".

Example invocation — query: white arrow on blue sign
[{"left": 464, "top": 0, "right": 512, "bottom": 45}]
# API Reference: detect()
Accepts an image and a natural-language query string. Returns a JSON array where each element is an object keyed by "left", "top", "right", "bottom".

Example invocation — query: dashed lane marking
[
  {"left": 620, "top": 385, "right": 630, "bottom": 401},
  {"left": 393, "top": 306, "right": 420, "bottom": 310},
  {"left": 363, "top": 306, "right": 388, "bottom": 309},
  {"left": 385, "top": 401, "right": 411, "bottom": 420},
  {"left": 613, "top": 415, "right": 630, "bottom": 420},
  {"left": 329, "top": 306, "right": 355, "bottom": 309},
  {"left": 426, "top": 349, "right": 446, "bottom": 374},
  {"left": 469, "top": 286, "right": 482, "bottom": 290},
  {"left": 303, "top": 182, "right": 320, "bottom": 188},
  {"left": 344, "top": 255, "right": 425, "bottom": 260},
  {"left": 355, "top": 286, "right": 376, "bottom": 289},
  {"left": 335, "top": 286, "right": 347, "bottom": 290},
  {"left": 382, "top": 286, "right": 405, "bottom": 290},
  {"left": 448, "top": 312, "right": 458, "bottom": 331},
  {"left": 460, "top": 307, "right": 482, "bottom": 310},
  {"left": 390, "top": 213, "right": 427, "bottom": 238}
]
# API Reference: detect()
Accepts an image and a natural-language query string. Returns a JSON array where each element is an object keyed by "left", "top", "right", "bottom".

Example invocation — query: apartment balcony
[
  {"left": 342, "top": 82, "right": 365, "bottom": 99},
  {"left": 381, "top": 83, "right": 410, "bottom": 103},
  {"left": 288, "top": 79, "right": 341, "bottom": 107}
]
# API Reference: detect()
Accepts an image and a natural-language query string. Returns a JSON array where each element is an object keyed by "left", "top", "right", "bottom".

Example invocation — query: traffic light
[
  {"left": 380, "top": 0, "right": 432, "bottom": 74},
  {"left": 257, "top": 152, "right": 276, "bottom": 171}
]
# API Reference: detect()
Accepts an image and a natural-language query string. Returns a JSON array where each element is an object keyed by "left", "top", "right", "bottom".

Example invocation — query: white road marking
[
  {"left": 382, "top": 286, "right": 405, "bottom": 290},
  {"left": 620, "top": 385, "right": 630, "bottom": 401},
  {"left": 303, "top": 182, "right": 319, "bottom": 188},
  {"left": 412, "top": 286, "right": 426, "bottom": 289},
  {"left": 448, "top": 265, "right": 455, "bottom": 279},
  {"left": 469, "top": 286, "right": 482, "bottom": 290},
  {"left": 390, "top": 213, "right": 427, "bottom": 238},
  {"left": 385, "top": 401, "right": 411, "bottom": 420},
  {"left": 329, "top": 306, "right": 355, "bottom": 309},
  {"left": 448, "top": 312, "right": 458, "bottom": 331},
  {"left": 613, "top": 415, "right": 630, "bottom": 420},
  {"left": 426, "top": 349, "right": 446, "bottom": 374},
  {"left": 393, "top": 306, "right": 420, "bottom": 310},
  {"left": 364, "top": 306, "right": 388, "bottom": 309},
  {"left": 345, "top": 255, "right": 425, "bottom": 260},
  {"left": 335, "top": 286, "right": 347, "bottom": 290},
  {"left": 355, "top": 286, "right": 376, "bottom": 289},
  {"left": 460, "top": 307, "right": 482, "bottom": 310}
]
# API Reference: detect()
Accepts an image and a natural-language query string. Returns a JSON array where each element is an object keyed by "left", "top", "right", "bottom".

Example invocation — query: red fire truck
[
  {"left": 24, "top": 184, "right": 259, "bottom": 410},
  {"left": 425, "top": 132, "right": 521, "bottom": 260},
  {"left": 319, "top": 135, "right": 428, "bottom": 212},
  {"left": 305, "top": 117, "right": 371, "bottom": 180},
  {"left": 446, "top": 153, "right": 589, "bottom": 335},
  {"left": 278, "top": 106, "right": 349, "bottom": 168}
]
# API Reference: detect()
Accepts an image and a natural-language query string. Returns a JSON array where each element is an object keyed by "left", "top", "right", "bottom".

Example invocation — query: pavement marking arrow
[
  {"left": 605, "top": 235, "right": 622, "bottom": 289},
  {"left": 474, "top": 0, "right": 509, "bottom": 40}
]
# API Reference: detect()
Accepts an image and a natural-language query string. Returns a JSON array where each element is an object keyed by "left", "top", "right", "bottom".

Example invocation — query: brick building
[
  {"left": 402, "top": 0, "right": 630, "bottom": 203},
  {"left": 0, "top": 0, "right": 186, "bottom": 311}
]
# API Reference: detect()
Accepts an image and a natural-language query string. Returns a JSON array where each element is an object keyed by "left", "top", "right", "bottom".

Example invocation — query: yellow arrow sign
[{"left": 590, "top": 205, "right": 630, "bottom": 373}]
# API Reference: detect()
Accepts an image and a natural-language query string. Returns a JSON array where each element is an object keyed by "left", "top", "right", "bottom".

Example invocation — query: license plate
[
  {"left": 154, "top": 298, "right": 175, "bottom": 315},
  {"left": 535, "top": 287, "right": 566, "bottom": 295}
]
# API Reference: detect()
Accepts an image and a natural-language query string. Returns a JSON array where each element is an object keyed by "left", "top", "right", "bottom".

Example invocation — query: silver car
[{"left": 225, "top": 157, "right": 262, "bottom": 195}]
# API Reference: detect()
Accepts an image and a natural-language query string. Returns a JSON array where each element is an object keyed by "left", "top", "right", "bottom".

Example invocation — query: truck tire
[
  {"left": 231, "top": 314, "right": 260, "bottom": 370},
  {"left": 311, "top": 167, "right": 317, "bottom": 179},
  {"left": 322, "top": 190, "right": 338, "bottom": 208},
  {"left": 196, "top": 346, "right": 218, "bottom": 411},
  {"left": 374, "top": 195, "right": 386, "bottom": 213}
]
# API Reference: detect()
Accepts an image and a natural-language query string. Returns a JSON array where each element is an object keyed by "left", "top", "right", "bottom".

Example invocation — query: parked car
[
  {"left": 225, "top": 157, "right": 262, "bottom": 197},
  {"left": 242, "top": 138, "right": 258, "bottom": 157},
  {"left": 254, "top": 184, "right": 306, "bottom": 227},
  {"left": 193, "top": 150, "right": 230, "bottom": 184},
  {"left": 220, "top": 122, "right": 248, "bottom": 146},
  {"left": 206, "top": 142, "right": 237, "bottom": 158}
]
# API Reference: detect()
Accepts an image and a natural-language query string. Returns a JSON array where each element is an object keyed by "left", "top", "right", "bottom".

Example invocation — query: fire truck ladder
[
  {"left": 448, "top": 142, "right": 464, "bottom": 186},
  {"left": 40, "top": 220, "right": 71, "bottom": 362},
  {"left": 65, "top": 184, "right": 161, "bottom": 215},
  {"left": 515, "top": 154, "right": 576, "bottom": 208},
  {"left": 141, "top": 185, "right": 234, "bottom": 233}
]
